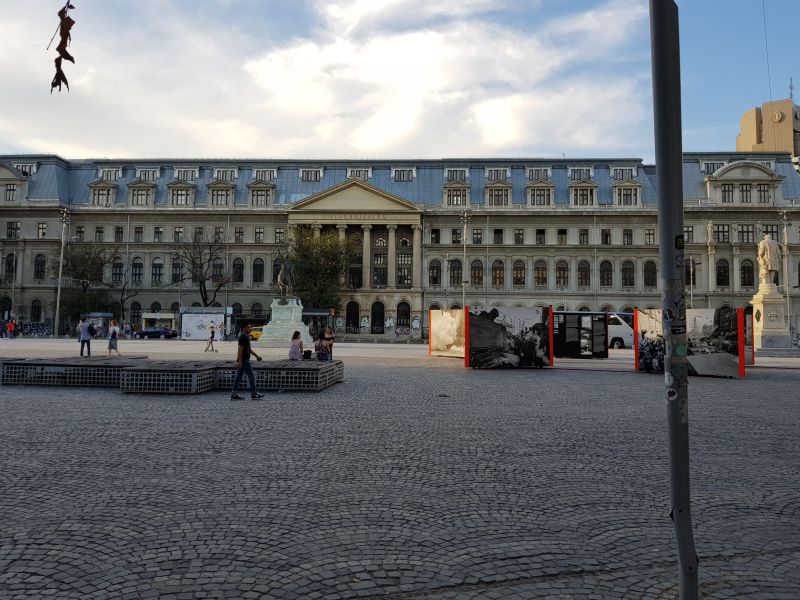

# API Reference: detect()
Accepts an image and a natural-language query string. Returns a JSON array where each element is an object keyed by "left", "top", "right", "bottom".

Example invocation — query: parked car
[
  {"left": 249, "top": 326, "right": 264, "bottom": 341},
  {"left": 608, "top": 313, "right": 634, "bottom": 349},
  {"left": 134, "top": 327, "right": 178, "bottom": 339}
]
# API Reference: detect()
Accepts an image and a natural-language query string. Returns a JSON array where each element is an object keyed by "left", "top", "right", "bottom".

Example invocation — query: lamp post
[
  {"left": 53, "top": 206, "right": 71, "bottom": 338},
  {"left": 460, "top": 208, "right": 472, "bottom": 309}
]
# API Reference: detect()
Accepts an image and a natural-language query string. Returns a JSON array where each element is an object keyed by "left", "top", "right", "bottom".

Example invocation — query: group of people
[
  {"left": 76, "top": 317, "right": 122, "bottom": 357},
  {"left": 288, "top": 326, "right": 335, "bottom": 361}
]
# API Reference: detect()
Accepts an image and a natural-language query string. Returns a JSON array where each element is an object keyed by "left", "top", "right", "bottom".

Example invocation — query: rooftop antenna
[{"left": 790, "top": 77, "right": 794, "bottom": 101}]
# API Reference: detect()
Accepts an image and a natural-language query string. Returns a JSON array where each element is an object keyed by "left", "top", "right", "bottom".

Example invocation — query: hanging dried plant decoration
[{"left": 48, "top": 2, "right": 76, "bottom": 93}]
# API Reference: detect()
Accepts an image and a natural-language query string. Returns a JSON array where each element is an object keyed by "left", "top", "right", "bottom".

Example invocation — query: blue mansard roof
[{"left": 2, "top": 153, "right": 799, "bottom": 207}]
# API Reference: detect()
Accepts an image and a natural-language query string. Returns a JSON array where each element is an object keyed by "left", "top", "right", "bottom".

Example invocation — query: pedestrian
[
  {"left": 204, "top": 325, "right": 216, "bottom": 352},
  {"left": 107, "top": 319, "right": 121, "bottom": 357},
  {"left": 7, "top": 320, "right": 16, "bottom": 338},
  {"left": 321, "top": 325, "right": 335, "bottom": 360},
  {"left": 230, "top": 323, "right": 264, "bottom": 400},
  {"left": 0, "top": 320, "right": 7, "bottom": 339},
  {"left": 288, "top": 330, "right": 303, "bottom": 360},
  {"left": 76, "top": 317, "right": 92, "bottom": 357}
]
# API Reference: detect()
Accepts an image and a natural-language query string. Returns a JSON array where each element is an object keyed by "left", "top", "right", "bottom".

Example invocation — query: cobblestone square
[{"left": 1, "top": 347, "right": 798, "bottom": 599}]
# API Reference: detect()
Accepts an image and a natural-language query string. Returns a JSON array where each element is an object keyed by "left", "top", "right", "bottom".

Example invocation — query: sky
[{"left": 0, "top": 0, "right": 796, "bottom": 162}]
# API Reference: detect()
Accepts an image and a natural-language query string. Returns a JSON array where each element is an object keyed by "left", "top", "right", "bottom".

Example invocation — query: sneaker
[
  {"left": 251, "top": 392, "right": 265, "bottom": 399},
  {"left": 230, "top": 393, "right": 244, "bottom": 400}
]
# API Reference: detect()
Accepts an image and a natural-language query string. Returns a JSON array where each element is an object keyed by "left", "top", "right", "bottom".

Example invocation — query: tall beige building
[{"left": 736, "top": 98, "right": 800, "bottom": 169}]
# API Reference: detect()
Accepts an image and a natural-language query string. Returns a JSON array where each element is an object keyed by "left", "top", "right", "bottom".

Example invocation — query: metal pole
[
  {"left": 649, "top": 1, "right": 699, "bottom": 598},
  {"left": 53, "top": 207, "right": 70, "bottom": 338},
  {"left": 782, "top": 212, "right": 791, "bottom": 330}
]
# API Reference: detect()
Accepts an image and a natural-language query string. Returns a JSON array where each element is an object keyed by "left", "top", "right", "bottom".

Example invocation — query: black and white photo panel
[{"left": 468, "top": 307, "right": 550, "bottom": 369}]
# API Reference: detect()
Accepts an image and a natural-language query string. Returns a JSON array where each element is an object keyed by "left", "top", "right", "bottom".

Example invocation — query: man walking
[
  {"left": 231, "top": 323, "right": 264, "bottom": 400},
  {"left": 77, "top": 317, "right": 92, "bottom": 357}
]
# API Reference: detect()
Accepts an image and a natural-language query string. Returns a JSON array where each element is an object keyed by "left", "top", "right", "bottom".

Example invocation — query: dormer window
[
  {"left": 612, "top": 167, "right": 636, "bottom": 180},
  {"left": 446, "top": 168, "right": 467, "bottom": 182},
  {"left": 527, "top": 167, "right": 550, "bottom": 181},
  {"left": 130, "top": 188, "right": 150, "bottom": 206},
  {"left": 487, "top": 188, "right": 509, "bottom": 206},
  {"left": 347, "top": 168, "right": 371, "bottom": 181},
  {"left": 701, "top": 161, "right": 725, "bottom": 175},
  {"left": 300, "top": 168, "right": 323, "bottom": 182},
  {"left": 486, "top": 168, "right": 508, "bottom": 182},
  {"left": 616, "top": 187, "right": 638, "bottom": 205},
  {"left": 136, "top": 168, "right": 159, "bottom": 181},
  {"left": 99, "top": 168, "right": 121, "bottom": 181},
  {"left": 445, "top": 188, "right": 468, "bottom": 206},
  {"left": 5, "top": 184, "right": 17, "bottom": 202},
  {"left": 571, "top": 186, "right": 595, "bottom": 206},
  {"left": 210, "top": 188, "right": 231, "bottom": 206},
  {"left": 569, "top": 167, "right": 592, "bottom": 181},
  {"left": 251, "top": 188, "right": 270, "bottom": 206},
  {"left": 392, "top": 168, "right": 415, "bottom": 182},
  {"left": 527, "top": 179, "right": 554, "bottom": 206},
  {"left": 214, "top": 168, "right": 237, "bottom": 181},
  {"left": 12, "top": 163, "right": 36, "bottom": 176},
  {"left": 253, "top": 168, "right": 276, "bottom": 182},
  {"left": 174, "top": 168, "right": 198, "bottom": 181},
  {"left": 92, "top": 188, "right": 112, "bottom": 205}
]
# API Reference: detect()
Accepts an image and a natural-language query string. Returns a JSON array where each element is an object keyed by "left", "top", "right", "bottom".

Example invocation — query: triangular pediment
[
  {"left": 526, "top": 178, "right": 554, "bottom": 188},
  {"left": 88, "top": 178, "right": 118, "bottom": 189},
  {"left": 289, "top": 179, "right": 422, "bottom": 213},
  {"left": 247, "top": 179, "right": 277, "bottom": 189},
  {"left": 568, "top": 179, "right": 598, "bottom": 187},
  {"left": 207, "top": 179, "right": 236, "bottom": 189},
  {"left": 485, "top": 179, "right": 513, "bottom": 188},
  {"left": 127, "top": 178, "right": 157, "bottom": 189},
  {"left": 167, "top": 179, "right": 197, "bottom": 189},
  {"left": 709, "top": 162, "right": 783, "bottom": 182},
  {"left": 611, "top": 178, "right": 641, "bottom": 187}
]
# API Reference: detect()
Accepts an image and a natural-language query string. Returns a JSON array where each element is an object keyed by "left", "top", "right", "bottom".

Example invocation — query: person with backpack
[
  {"left": 77, "top": 317, "right": 92, "bottom": 357},
  {"left": 107, "top": 319, "right": 121, "bottom": 357}
]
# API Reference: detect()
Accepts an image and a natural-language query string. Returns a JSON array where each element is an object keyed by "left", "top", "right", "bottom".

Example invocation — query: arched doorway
[
  {"left": 346, "top": 301, "right": 360, "bottom": 333},
  {"left": 371, "top": 301, "right": 384, "bottom": 334},
  {"left": 396, "top": 302, "right": 410, "bottom": 328}
]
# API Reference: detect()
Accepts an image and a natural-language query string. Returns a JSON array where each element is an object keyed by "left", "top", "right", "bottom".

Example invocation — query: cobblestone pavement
[{"left": 1, "top": 356, "right": 798, "bottom": 599}]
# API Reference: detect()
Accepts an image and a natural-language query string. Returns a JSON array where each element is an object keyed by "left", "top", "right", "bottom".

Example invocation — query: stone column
[
  {"left": 361, "top": 225, "right": 372, "bottom": 289},
  {"left": 569, "top": 257, "right": 577, "bottom": 292},
  {"left": 412, "top": 225, "right": 422, "bottom": 289},
  {"left": 635, "top": 258, "right": 643, "bottom": 292},
  {"left": 337, "top": 225, "right": 347, "bottom": 287},
  {"left": 732, "top": 245, "right": 741, "bottom": 292},
  {"left": 548, "top": 257, "right": 556, "bottom": 293},
  {"left": 387, "top": 225, "right": 397, "bottom": 288},
  {"left": 707, "top": 245, "right": 715, "bottom": 295}
]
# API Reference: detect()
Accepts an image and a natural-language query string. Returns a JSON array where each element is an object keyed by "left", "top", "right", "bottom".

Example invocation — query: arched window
[
  {"left": 151, "top": 257, "right": 163, "bottom": 285},
  {"left": 211, "top": 302, "right": 222, "bottom": 308},
  {"left": 644, "top": 261, "right": 657, "bottom": 288},
  {"left": 396, "top": 302, "right": 411, "bottom": 327},
  {"left": 471, "top": 260, "right": 483, "bottom": 285},
  {"left": 253, "top": 258, "right": 265, "bottom": 284},
  {"left": 251, "top": 302, "right": 264, "bottom": 316},
  {"left": 621, "top": 260, "right": 635, "bottom": 287},
  {"left": 374, "top": 237, "right": 387, "bottom": 247},
  {"left": 211, "top": 258, "right": 224, "bottom": 282},
  {"left": 492, "top": 260, "right": 504, "bottom": 286},
  {"left": 131, "top": 258, "right": 143, "bottom": 285},
  {"left": 534, "top": 260, "right": 548, "bottom": 286},
  {"left": 716, "top": 259, "right": 730, "bottom": 287},
  {"left": 399, "top": 237, "right": 410, "bottom": 247},
  {"left": 556, "top": 260, "right": 569, "bottom": 287},
  {"left": 150, "top": 302, "right": 161, "bottom": 313},
  {"left": 4, "top": 254, "right": 16, "bottom": 280},
  {"left": 622, "top": 306, "right": 634, "bottom": 314},
  {"left": 346, "top": 301, "right": 360, "bottom": 331},
  {"left": 232, "top": 258, "right": 244, "bottom": 283},
  {"left": 512, "top": 260, "right": 525, "bottom": 286},
  {"left": 232, "top": 303, "right": 242, "bottom": 315},
  {"left": 191, "top": 302, "right": 201, "bottom": 307},
  {"left": 130, "top": 302, "right": 142, "bottom": 325},
  {"left": 600, "top": 261, "right": 613, "bottom": 287},
  {"left": 171, "top": 258, "right": 183, "bottom": 284},
  {"left": 578, "top": 306, "right": 591, "bottom": 312},
  {"left": 600, "top": 304, "right": 614, "bottom": 313},
  {"left": 578, "top": 260, "right": 591, "bottom": 287},
  {"left": 31, "top": 299, "right": 42, "bottom": 322},
  {"left": 429, "top": 303, "right": 442, "bottom": 311},
  {"left": 34, "top": 254, "right": 46, "bottom": 280},
  {"left": 170, "top": 302, "right": 179, "bottom": 314},
  {"left": 112, "top": 258, "right": 124, "bottom": 283},
  {"left": 371, "top": 301, "right": 385, "bottom": 334},
  {"left": 740, "top": 259, "right": 754, "bottom": 287},
  {"left": 428, "top": 260, "right": 441, "bottom": 286},
  {"left": 450, "top": 304, "right": 461, "bottom": 309},
  {"left": 449, "top": 259, "right": 462, "bottom": 286}
]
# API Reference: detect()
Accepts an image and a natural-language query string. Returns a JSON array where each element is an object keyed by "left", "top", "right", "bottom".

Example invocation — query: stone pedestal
[
  {"left": 752, "top": 283, "right": 791, "bottom": 349},
  {"left": 260, "top": 298, "right": 313, "bottom": 349}
]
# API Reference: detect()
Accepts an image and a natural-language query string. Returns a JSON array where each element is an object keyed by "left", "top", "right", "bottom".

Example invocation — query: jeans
[
  {"left": 80, "top": 339, "right": 91, "bottom": 356},
  {"left": 231, "top": 360, "right": 256, "bottom": 395}
]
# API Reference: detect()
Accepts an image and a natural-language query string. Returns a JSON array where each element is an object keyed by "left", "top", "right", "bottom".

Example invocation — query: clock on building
[{"left": 772, "top": 110, "right": 784, "bottom": 123}]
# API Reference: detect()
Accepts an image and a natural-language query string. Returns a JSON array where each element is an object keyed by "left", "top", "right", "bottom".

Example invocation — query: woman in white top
[{"left": 107, "top": 320, "right": 122, "bottom": 357}]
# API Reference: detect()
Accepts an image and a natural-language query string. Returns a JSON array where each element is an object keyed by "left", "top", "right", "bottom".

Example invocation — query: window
[
  {"left": 486, "top": 168, "right": 508, "bottom": 181},
  {"left": 645, "top": 228, "right": 655, "bottom": 245},
  {"left": 253, "top": 169, "right": 275, "bottom": 181},
  {"left": 577, "top": 229, "right": 588, "bottom": 246},
  {"left": 487, "top": 188, "right": 509, "bottom": 206},
  {"left": 513, "top": 260, "right": 525, "bottom": 286},
  {"left": 622, "top": 260, "right": 636, "bottom": 287},
  {"left": 4, "top": 253, "right": 16, "bottom": 279},
  {"left": 114, "top": 226, "right": 123, "bottom": 243},
  {"left": 12, "top": 163, "right": 36, "bottom": 176},
  {"left": 173, "top": 226, "right": 184, "bottom": 242},
  {"left": 493, "top": 229, "right": 504, "bottom": 245},
  {"left": 373, "top": 254, "right": 387, "bottom": 287},
  {"left": 175, "top": 168, "right": 197, "bottom": 181},
  {"left": 95, "top": 227, "right": 104, "bottom": 242},
  {"left": 214, "top": 227, "right": 225, "bottom": 242},
  {"left": 512, "top": 229, "right": 524, "bottom": 245},
  {"left": 428, "top": 260, "right": 441, "bottom": 286},
  {"left": 130, "top": 188, "right": 150, "bottom": 206},
  {"left": 528, "top": 167, "right": 550, "bottom": 181},
  {"left": 757, "top": 184, "right": 771, "bottom": 203},
  {"left": 600, "top": 261, "right": 613, "bottom": 286},
  {"left": 252, "top": 258, "right": 264, "bottom": 284},
  {"left": 762, "top": 224, "right": 780, "bottom": 242},
  {"left": 251, "top": 303, "right": 264, "bottom": 316},
  {"left": 740, "top": 184, "right": 752, "bottom": 203},
  {"left": 150, "top": 302, "right": 162, "bottom": 314},
  {"left": 374, "top": 237, "right": 387, "bottom": 247},
  {"left": 214, "top": 168, "right": 236, "bottom": 181},
  {"left": 570, "top": 167, "right": 592, "bottom": 181},
  {"left": 470, "top": 260, "right": 483, "bottom": 285},
  {"left": 92, "top": 188, "right": 111, "bottom": 206},
  {"left": 131, "top": 259, "right": 143, "bottom": 285},
  {"left": 572, "top": 187, "right": 594, "bottom": 206},
  {"left": 151, "top": 258, "right": 163, "bottom": 285},
  {"left": 100, "top": 168, "right": 120, "bottom": 181},
  {"left": 171, "top": 188, "right": 191, "bottom": 205},
  {"left": 31, "top": 299, "right": 42, "bottom": 322},
  {"left": 137, "top": 168, "right": 159, "bottom": 181},
  {"left": 267, "top": 227, "right": 282, "bottom": 243},
  {"left": 721, "top": 184, "right": 734, "bottom": 203},
  {"left": 4, "top": 184, "right": 16, "bottom": 202},
  {"left": 684, "top": 226, "right": 694, "bottom": 243},
  {"left": 347, "top": 168, "right": 370, "bottom": 180},
  {"left": 112, "top": 259, "right": 123, "bottom": 283},
  {"left": 154, "top": 227, "right": 163, "bottom": 243},
  {"left": 210, "top": 189, "right": 231, "bottom": 205},
  {"left": 556, "top": 260, "right": 569, "bottom": 287},
  {"left": 616, "top": 187, "right": 638, "bottom": 205},
  {"left": 472, "top": 229, "right": 482, "bottom": 245},
  {"left": 393, "top": 168, "right": 414, "bottom": 182},
  {"left": 251, "top": 189, "right": 269, "bottom": 206},
  {"left": 194, "top": 227, "right": 204, "bottom": 242},
  {"left": 300, "top": 169, "right": 322, "bottom": 182},
  {"left": 130, "top": 302, "right": 142, "bottom": 324},
  {"left": 397, "top": 255, "right": 412, "bottom": 286},
  {"left": 171, "top": 259, "right": 183, "bottom": 284},
  {"left": 531, "top": 188, "right": 551, "bottom": 206},
  {"left": 449, "top": 260, "right": 462, "bottom": 286},
  {"left": 231, "top": 258, "right": 244, "bottom": 283},
  {"left": 231, "top": 303, "right": 242, "bottom": 315},
  {"left": 739, "top": 224, "right": 754, "bottom": 244},
  {"left": 234, "top": 227, "right": 244, "bottom": 243},
  {"left": 644, "top": 261, "right": 657, "bottom": 287},
  {"left": 703, "top": 161, "right": 725, "bottom": 175},
  {"left": 557, "top": 229, "right": 567, "bottom": 245},
  {"left": 75, "top": 226, "right": 84, "bottom": 241},
  {"left": 396, "top": 302, "right": 411, "bottom": 328},
  {"left": 430, "top": 228, "right": 440, "bottom": 244},
  {"left": 451, "top": 228, "right": 461, "bottom": 244},
  {"left": 612, "top": 167, "right": 635, "bottom": 180},
  {"left": 534, "top": 260, "right": 548, "bottom": 286},
  {"left": 536, "top": 229, "right": 546, "bottom": 245},
  {"left": 34, "top": 254, "right": 46, "bottom": 280},
  {"left": 601, "top": 229, "right": 612, "bottom": 245},
  {"left": 446, "top": 188, "right": 467, "bottom": 206},
  {"left": 713, "top": 224, "right": 730, "bottom": 243},
  {"left": 578, "top": 261, "right": 591, "bottom": 287},
  {"left": 492, "top": 260, "right": 504, "bottom": 286},
  {"left": 131, "top": 227, "right": 142, "bottom": 243},
  {"left": 623, "top": 229, "right": 633, "bottom": 245},
  {"left": 211, "top": 259, "right": 224, "bottom": 282},
  {"left": 36, "top": 223, "right": 47, "bottom": 239},
  {"left": 446, "top": 169, "right": 467, "bottom": 182},
  {"left": 716, "top": 259, "right": 730, "bottom": 287},
  {"left": 740, "top": 259, "right": 755, "bottom": 287}
]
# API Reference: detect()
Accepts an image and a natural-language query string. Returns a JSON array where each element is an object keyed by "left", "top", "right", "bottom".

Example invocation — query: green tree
[{"left": 287, "top": 230, "right": 354, "bottom": 311}]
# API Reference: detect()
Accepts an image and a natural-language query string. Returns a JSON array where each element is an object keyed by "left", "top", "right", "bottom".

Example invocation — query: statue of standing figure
[{"left": 757, "top": 233, "right": 781, "bottom": 286}]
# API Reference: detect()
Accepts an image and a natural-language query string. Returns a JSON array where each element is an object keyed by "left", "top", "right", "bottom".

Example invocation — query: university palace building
[{"left": 1, "top": 152, "right": 799, "bottom": 336}]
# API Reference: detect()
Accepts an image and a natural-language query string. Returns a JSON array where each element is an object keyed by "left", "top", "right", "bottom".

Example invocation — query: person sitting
[{"left": 288, "top": 331, "right": 303, "bottom": 360}]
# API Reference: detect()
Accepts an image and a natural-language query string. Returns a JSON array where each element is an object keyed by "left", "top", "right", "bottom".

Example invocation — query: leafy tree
[
  {"left": 169, "top": 232, "right": 230, "bottom": 307},
  {"left": 287, "top": 230, "right": 354, "bottom": 311},
  {"left": 52, "top": 243, "right": 115, "bottom": 294}
]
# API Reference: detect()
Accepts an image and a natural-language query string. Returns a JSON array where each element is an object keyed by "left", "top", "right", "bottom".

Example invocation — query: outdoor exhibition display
[
  {"left": 552, "top": 312, "right": 609, "bottom": 359},
  {"left": 428, "top": 309, "right": 466, "bottom": 358},
  {"left": 180, "top": 311, "right": 228, "bottom": 341},
  {"left": 634, "top": 307, "right": 747, "bottom": 378}
]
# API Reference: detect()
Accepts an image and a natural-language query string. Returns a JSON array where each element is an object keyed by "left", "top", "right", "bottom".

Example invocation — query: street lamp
[
  {"left": 53, "top": 206, "right": 71, "bottom": 338},
  {"left": 460, "top": 208, "right": 472, "bottom": 309}
]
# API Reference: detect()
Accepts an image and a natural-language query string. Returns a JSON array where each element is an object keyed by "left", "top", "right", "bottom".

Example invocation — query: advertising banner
[
  {"left": 428, "top": 309, "right": 466, "bottom": 358},
  {"left": 467, "top": 307, "right": 552, "bottom": 369},
  {"left": 635, "top": 307, "right": 745, "bottom": 378},
  {"left": 180, "top": 312, "right": 227, "bottom": 341}
]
